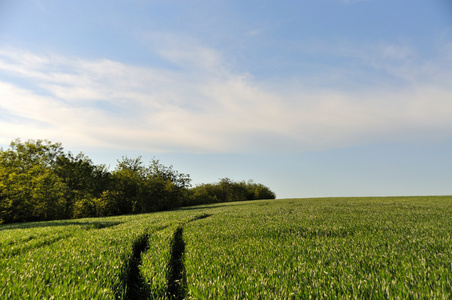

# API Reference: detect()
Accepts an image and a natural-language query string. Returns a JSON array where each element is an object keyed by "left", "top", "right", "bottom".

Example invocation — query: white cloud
[{"left": 0, "top": 42, "right": 452, "bottom": 153}]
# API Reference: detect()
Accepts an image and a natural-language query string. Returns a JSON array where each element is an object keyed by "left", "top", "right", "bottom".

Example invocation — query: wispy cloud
[{"left": 1, "top": 38, "right": 451, "bottom": 153}]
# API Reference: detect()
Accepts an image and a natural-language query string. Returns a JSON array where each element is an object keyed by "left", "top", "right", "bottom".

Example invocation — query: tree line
[{"left": 0, "top": 139, "right": 276, "bottom": 224}]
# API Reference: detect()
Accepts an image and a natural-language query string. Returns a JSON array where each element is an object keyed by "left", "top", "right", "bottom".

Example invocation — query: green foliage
[
  {"left": 0, "top": 139, "right": 96, "bottom": 222},
  {"left": 55, "top": 152, "right": 110, "bottom": 216},
  {"left": 72, "top": 196, "right": 98, "bottom": 218},
  {"left": 0, "top": 150, "right": 68, "bottom": 223},
  {"left": 0, "top": 139, "right": 275, "bottom": 223},
  {"left": 0, "top": 139, "right": 64, "bottom": 171},
  {"left": 246, "top": 180, "right": 277, "bottom": 200},
  {"left": 111, "top": 156, "right": 192, "bottom": 214},
  {"left": 189, "top": 178, "right": 276, "bottom": 205}
]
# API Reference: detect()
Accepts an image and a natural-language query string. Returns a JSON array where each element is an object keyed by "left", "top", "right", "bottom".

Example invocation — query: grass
[
  {"left": 1, "top": 196, "right": 452, "bottom": 298},
  {"left": 184, "top": 196, "right": 452, "bottom": 299}
]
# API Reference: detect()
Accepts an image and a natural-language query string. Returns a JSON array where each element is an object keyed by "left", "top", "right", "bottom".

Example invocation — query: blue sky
[{"left": 1, "top": 0, "right": 452, "bottom": 198}]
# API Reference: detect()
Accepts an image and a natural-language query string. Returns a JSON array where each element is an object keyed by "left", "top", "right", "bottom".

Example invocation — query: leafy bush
[
  {"left": 0, "top": 139, "right": 276, "bottom": 223},
  {"left": 188, "top": 178, "right": 275, "bottom": 205}
]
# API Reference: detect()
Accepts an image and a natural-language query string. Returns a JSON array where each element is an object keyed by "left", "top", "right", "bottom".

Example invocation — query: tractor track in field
[
  {"left": 123, "top": 213, "right": 211, "bottom": 300},
  {"left": 124, "top": 232, "right": 151, "bottom": 300},
  {"left": 166, "top": 226, "right": 187, "bottom": 300},
  {"left": 166, "top": 213, "right": 212, "bottom": 300},
  {"left": 124, "top": 214, "right": 211, "bottom": 300}
]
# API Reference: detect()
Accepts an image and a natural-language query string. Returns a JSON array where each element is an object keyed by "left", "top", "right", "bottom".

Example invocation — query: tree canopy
[{"left": 0, "top": 139, "right": 276, "bottom": 224}]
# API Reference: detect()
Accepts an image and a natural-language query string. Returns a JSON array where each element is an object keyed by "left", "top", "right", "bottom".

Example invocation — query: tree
[
  {"left": 245, "top": 180, "right": 276, "bottom": 200},
  {"left": 1, "top": 139, "right": 64, "bottom": 171},
  {"left": 143, "top": 158, "right": 191, "bottom": 210},
  {"left": 189, "top": 178, "right": 276, "bottom": 205},
  {"left": 0, "top": 139, "right": 112, "bottom": 222},
  {"left": 0, "top": 139, "right": 67, "bottom": 222},
  {"left": 55, "top": 152, "right": 110, "bottom": 218},
  {"left": 0, "top": 138, "right": 276, "bottom": 224},
  {"left": 109, "top": 157, "right": 192, "bottom": 214},
  {"left": 188, "top": 183, "right": 223, "bottom": 205}
]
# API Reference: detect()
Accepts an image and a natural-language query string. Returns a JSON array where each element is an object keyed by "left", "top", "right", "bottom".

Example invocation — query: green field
[{"left": 1, "top": 196, "right": 452, "bottom": 299}]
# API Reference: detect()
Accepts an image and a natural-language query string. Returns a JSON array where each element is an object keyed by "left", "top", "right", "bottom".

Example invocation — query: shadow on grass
[
  {"left": 176, "top": 204, "right": 229, "bottom": 211},
  {"left": 166, "top": 226, "right": 187, "bottom": 300},
  {"left": 124, "top": 232, "right": 151, "bottom": 300},
  {"left": 0, "top": 220, "right": 122, "bottom": 231}
]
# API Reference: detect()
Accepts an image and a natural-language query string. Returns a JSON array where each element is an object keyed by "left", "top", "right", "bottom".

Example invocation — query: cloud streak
[{"left": 1, "top": 39, "right": 451, "bottom": 153}]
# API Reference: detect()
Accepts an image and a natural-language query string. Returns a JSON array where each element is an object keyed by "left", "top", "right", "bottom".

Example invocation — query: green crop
[
  {"left": 184, "top": 197, "right": 452, "bottom": 299},
  {"left": 0, "top": 216, "right": 150, "bottom": 298},
  {"left": 1, "top": 196, "right": 451, "bottom": 298}
]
